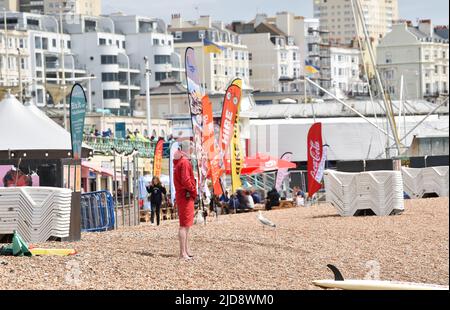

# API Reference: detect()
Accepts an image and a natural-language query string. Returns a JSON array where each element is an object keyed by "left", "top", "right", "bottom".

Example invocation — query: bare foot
[{"left": 180, "top": 255, "right": 192, "bottom": 261}]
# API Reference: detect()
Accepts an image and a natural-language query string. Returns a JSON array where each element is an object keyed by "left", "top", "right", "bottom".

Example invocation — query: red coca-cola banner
[{"left": 307, "top": 123, "right": 325, "bottom": 197}]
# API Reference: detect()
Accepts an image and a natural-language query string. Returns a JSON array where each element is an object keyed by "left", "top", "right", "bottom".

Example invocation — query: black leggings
[{"left": 151, "top": 203, "right": 161, "bottom": 225}]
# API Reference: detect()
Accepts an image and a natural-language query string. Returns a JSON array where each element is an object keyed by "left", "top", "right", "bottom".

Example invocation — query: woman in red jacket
[{"left": 173, "top": 148, "right": 198, "bottom": 260}]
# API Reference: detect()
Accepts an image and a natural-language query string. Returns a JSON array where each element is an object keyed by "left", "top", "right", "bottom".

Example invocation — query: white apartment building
[
  {"left": 0, "top": 0, "right": 18, "bottom": 11},
  {"left": 169, "top": 14, "right": 250, "bottom": 93},
  {"left": 109, "top": 14, "right": 182, "bottom": 90},
  {"left": 232, "top": 17, "right": 302, "bottom": 93},
  {"left": 45, "top": 0, "right": 101, "bottom": 16},
  {"left": 63, "top": 15, "right": 141, "bottom": 115},
  {"left": 377, "top": 21, "right": 449, "bottom": 100},
  {"left": 0, "top": 27, "right": 31, "bottom": 96},
  {"left": 2, "top": 12, "right": 86, "bottom": 106},
  {"left": 5, "top": 0, "right": 102, "bottom": 15},
  {"left": 328, "top": 46, "right": 365, "bottom": 95},
  {"left": 313, "top": 0, "right": 399, "bottom": 45}
]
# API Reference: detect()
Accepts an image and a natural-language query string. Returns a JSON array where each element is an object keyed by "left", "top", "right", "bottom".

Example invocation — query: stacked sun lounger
[
  {"left": 324, "top": 170, "right": 405, "bottom": 217},
  {"left": 402, "top": 166, "right": 449, "bottom": 199},
  {"left": 0, "top": 187, "right": 72, "bottom": 243}
]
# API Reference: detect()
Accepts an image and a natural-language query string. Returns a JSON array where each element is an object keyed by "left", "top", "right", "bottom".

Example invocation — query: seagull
[{"left": 257, "top": 211, "right": 276, "bottom": 228}]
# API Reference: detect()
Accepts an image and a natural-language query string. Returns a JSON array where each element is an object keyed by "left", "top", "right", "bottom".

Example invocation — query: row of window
[
  {"left": 99, "top": 38, "right": 126, "bottom": 49},
  {"left": 0, "top": 56, "right": 28, "bottom": 70},
  {"left": 35, "top": 36, "right": 70, "bottom": 50},
  {"left": 0, "top": 36, "right": 28, "bottom": 49}
]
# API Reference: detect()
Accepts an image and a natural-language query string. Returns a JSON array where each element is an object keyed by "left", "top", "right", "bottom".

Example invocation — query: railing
[
  {"left": 81, "top": 191, "right": 115, "bottom": 232},
  {"left": 83, "top": 136, "right": 172, "bottom": 158}
]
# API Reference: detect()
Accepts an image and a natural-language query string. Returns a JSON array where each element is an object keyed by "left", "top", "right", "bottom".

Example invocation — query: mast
[{"left": 352, "top": 0, "right": 402, "bottom": 156}]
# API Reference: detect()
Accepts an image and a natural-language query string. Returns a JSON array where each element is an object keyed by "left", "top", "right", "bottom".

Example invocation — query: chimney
[
  {"left": 171, "top": 14, "right": 182, "bottom": 28},
  {"left": 198, "top": 15, "right": 212, "bottom": 28},
  {"left": 255, "top": 13, "right": 267, "bottom": 27},
  {"left": 418, "top": 19, "right": 433, "bottom": 38}
]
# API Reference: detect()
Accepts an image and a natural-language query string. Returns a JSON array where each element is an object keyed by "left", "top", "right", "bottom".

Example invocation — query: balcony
[{"left": 83, "top": 136, "right": 172, "bottom": 158}]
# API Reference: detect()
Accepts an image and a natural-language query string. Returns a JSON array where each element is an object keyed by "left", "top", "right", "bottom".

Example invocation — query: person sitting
[
  {"left": 250, "top": 189, "right": 262, "bottom": 204},
  {"left": 265, "top": 188, "right": 280, "bottom": 211},
  {"left": 246, "top": 190, "right": 255, "bottom": 209},
  {"left": 236, "top": 189, "right": 251, "bottom": 210},
  {"left": 228, "top": 194, "right": 239, "bottom": 212}
]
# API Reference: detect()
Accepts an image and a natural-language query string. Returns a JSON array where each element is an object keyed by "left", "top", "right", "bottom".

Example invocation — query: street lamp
[{"left": 144, "top": 56, "right": 152, "bottom": 136}]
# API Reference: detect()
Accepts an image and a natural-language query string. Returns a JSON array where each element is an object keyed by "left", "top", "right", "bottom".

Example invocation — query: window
[
  {"left": 42, "top": 38, "right": 48, "bottom": 50},
  {"left": 154, "top": 55, "right": 171, "bottom": 64},
  {"left": 435, "top": 65, "right": 439, "bottom": 74},
  {"left": 153, "top": 39, "right": 159, "bottom": 45},
  {"left": 103, "top": 90, "right": 119, "bottom": 99},
  {"left": 35, "top": 37, "right": 42, "bottom": 49},
  {"left": 101, "top": 55, "right": 118, "bottom": 64},
  {"left": 293, "top": 53, "right": 297, "bottom": 61},
  {"left": 198, "top": 30, "right": 205, "bottom": 39},
  {"left": 37, "top": 89, "right": 44, "bottom": 104},
  {"left": 99, "top": 38, "right": 106, "bottom": 45},
  {"left": 249, "top": 53, "right": 252, "bottom": 61},
  {"left": 249, "top": 69, "right": 253, "bottom": 76},
  {"left": 102, "top": 72, "right": 119, "bottom": 82},
  {"left": 35, "top": 53, "right": 42, "bottom": 67},
  {"left": 174, "top": 32, "right": 182, "bottom": 40},
  {"left": 155, "top": 72, "right": 167, "bottom": 81},
  {"left": 122, "top": 41, "right": 126, "bottom": 49},
  {"left": 444, "top": 66, "right": 448, "bottom": 75},
  {"left": 338, "top": 68, "right": 343, "bottom": 76},
  {"left": 52, "top": 39, "right": 57, "bottom": 48},
  {"left": 21, "top": 58, "right": 26, "bottom": 70}
]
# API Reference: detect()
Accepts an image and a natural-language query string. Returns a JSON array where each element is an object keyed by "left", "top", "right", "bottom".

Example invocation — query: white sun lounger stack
[
  {"left": 0, "top": 187, "right": 72, "bottom": 243},
  {"left": 324, "top": 170, "right": 404, "bottom": 217},
  {"left": 402, "top": 166, "right": 449, "bottom": 199}
]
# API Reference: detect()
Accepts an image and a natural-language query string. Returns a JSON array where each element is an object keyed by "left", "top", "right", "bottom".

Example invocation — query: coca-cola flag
[{"left": 307, "top": 123, "right": 326, "bottom": 197}]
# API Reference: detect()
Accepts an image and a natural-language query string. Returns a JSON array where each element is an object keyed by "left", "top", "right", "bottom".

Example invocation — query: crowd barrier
[{"left": 81, "top": 191, "right": 115, "bottom": 232}]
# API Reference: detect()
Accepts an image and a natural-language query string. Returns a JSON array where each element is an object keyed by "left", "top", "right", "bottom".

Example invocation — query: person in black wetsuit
[{"left": 146, "top": 176, "right": 167, "bottom": 226}]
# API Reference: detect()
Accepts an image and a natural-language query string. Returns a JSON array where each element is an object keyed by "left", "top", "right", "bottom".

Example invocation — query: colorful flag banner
[
  {"left": 169, "top": 141, "right": 180, "bottom": 205},
  {"left": 275, "top": 152, "right": 293, "bottom": 192},
  {"left": 153, "top": 139, "right": 164, "bottom": 178},
  {"left": 307, "top": 123, "right": 326, "bottom": 197},
  {"left": 69, "top": 83, "right": 87, "bottom": 160},
  {"left": 203, "top": 38, "right": 225, "bottom": 54},
  {"left": 219, "top": 79, "right": 242, "bottom": 164},
  {"left": 305, "top": 60, "right": 320, "bottom": 74},
  {"left": 201, "top": 96, "right": 223, "bottom": 196},
  {"left": 185, "top": 47, "right": 208, "bottom": 197},
  {"left": 230, "top": 93, "right": 243, "bottom": 193}
]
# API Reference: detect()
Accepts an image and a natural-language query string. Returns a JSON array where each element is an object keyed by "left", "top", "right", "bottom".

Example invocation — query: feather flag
[
  {"left": 202, "top": 95, "right": 223, "bottom": 196},
  {"left": 185, "top": 47, "right": 208, "bottom": 198},
  {"left": 153, "top": 139, "right": 164, "bottom": 178},
  {"left": 275, "top": 152, "right": 293, "bottom": 192},
  {"left": 307, "top": 123, "right": 326, "bottom": 197},
  {"left": 169, "top": 142, "right": 180, "bottom": 205}
]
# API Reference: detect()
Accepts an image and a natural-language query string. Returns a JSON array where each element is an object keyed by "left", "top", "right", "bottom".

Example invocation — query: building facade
[
  {"left": 0, "top": 0, "right": 19, "bottom": 11},
  {"left": 16, "top": 0, "right": 101, "bottom": 16},
  {"left": 232, "top": 16, "right": 302, "bottom": 93},
  {"left": 313, "top": 0, "right": 399, "bottom": 46},
  {"left": 63, "top": 15, "right": 140, "bottom": 115},
  {"left": 1, "top": 12, "right": 86, "bottom": 107},
  {"left": 328, "top": 45, "right": 365, "bottom": 95},
  {"left": 169, "top": 14, "right": 250, "bottom": 93},
  {"left": 109, "top": 14, "right": 182, "bottom": 90},
  {"left": 377, "top": 21, "right": 449, "bottom": 100}
]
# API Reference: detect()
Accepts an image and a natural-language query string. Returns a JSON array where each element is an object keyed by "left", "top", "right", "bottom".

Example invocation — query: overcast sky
[{"left": 103, "top": 0, "right": 449, "bottom": 25}]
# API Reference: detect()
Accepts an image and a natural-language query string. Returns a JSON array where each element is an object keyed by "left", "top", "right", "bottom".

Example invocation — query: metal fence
[{"left": 81, "top": 191, "right": 116, "bottom": 232}]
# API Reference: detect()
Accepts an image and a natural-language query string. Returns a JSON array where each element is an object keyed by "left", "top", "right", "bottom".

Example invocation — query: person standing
[
  {"left": 173, "top": 146, "right": 197, "bottom": 260},
  {"left": 146, "top": 176, "right": 167, "bottom": 226}
]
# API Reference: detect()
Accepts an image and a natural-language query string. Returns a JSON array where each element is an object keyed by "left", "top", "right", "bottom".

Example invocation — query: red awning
[{"left": 224, "top": 153, "right": 296, "bottom": 175}]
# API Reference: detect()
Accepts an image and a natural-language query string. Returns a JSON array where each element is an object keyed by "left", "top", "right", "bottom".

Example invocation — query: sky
[{"left": 103, "top": 0, "right": 449, "bottom": 25}]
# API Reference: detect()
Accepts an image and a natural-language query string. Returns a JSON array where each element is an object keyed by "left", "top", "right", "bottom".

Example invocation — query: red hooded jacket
[{"left": 173, "top": 152, "right": 198, "bottom": 203}]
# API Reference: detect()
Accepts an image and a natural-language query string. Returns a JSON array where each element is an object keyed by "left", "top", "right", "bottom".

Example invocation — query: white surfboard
[
  {"left": 313, "top": 265, "right": 449, "bottom": 291},
  {"left": 313, "top": 279, "right": 449, "bottom": 291}
]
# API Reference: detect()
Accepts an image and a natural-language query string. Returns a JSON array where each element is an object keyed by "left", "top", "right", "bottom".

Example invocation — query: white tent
[{"left": 0, "top": 94, "right": 71, "bottom": 153}]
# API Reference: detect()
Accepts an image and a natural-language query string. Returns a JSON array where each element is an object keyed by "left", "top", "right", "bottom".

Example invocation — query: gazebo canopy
[{"left": 0, "top": 93, "right": 90, "bottom": 160}]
